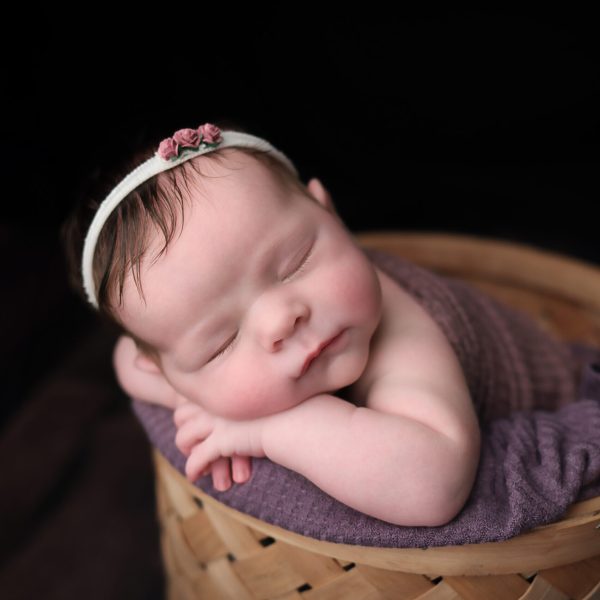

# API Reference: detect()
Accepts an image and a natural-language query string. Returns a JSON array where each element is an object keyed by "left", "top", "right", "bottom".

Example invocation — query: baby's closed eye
[
  {"left": 281, "top": 240, "right": 314, "bottom": 282},
  {"left": 208, "top": 331, "right": 239, "bottom": 362}
]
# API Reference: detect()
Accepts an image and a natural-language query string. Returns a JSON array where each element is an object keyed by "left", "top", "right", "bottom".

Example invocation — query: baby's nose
[{"left": 260, "top": 301, "right": 310, "bottom": 351}]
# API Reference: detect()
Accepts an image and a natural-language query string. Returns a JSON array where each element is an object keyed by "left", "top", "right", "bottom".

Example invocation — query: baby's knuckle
[{"left": 174, "top": 406, "right": 190, "bottom": 425}]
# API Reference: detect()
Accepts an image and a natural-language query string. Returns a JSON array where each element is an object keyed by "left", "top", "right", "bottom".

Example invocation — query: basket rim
[
  {"left": 154, "top": 449, "right": 600, "bottom": 576},
  {"left": 356, "top": 230, "right": 600, "bottom": 313}
]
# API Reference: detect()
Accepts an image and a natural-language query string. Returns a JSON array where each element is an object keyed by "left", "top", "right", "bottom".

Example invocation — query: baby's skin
[{"left": 112, "top": 149, "right": 481, "bottom": 527}]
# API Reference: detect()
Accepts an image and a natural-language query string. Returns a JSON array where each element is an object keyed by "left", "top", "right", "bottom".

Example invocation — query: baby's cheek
[
  {"left": 337, "top": 261, "right": 381, "bottom": 314},
  {"left": 219, "top": 371, "right": 286, "bottom": 420}
]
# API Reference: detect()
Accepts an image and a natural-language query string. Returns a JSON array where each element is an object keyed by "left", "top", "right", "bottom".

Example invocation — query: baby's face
[{"left": 116, "top": 151, "right": 383, "bottom": 420}]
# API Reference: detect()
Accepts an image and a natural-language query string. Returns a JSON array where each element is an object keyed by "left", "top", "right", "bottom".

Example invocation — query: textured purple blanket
[{"left": 131, "top": 248, "right": 600, "bottom": 547}]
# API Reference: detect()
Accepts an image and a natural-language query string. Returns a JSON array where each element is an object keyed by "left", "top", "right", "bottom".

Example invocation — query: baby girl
[{"left": 63, "top": 122, "right": 481, "bottom": 527}]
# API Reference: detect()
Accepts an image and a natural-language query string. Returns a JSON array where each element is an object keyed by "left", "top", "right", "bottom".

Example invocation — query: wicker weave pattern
[{"left": 155, "top": 450, "right": 600, "bottom": 600}]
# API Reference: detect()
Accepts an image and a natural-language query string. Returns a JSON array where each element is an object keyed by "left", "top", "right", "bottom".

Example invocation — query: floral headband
[{"left": 81, "top": 123, "right": 298, "bottom": 309}]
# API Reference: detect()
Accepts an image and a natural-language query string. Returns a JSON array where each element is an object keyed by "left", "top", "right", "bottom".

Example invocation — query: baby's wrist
[{"left": 261, "top": 393, "right": 355, "bottom": 462}]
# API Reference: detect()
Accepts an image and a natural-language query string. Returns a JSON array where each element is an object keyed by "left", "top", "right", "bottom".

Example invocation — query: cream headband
[{"left": 81, "top": 123, "right": 298, "bottom": 308}]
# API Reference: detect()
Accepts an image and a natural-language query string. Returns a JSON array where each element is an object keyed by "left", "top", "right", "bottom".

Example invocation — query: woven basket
[{"left": 152, "top": 232, "right": 600, "bottom": 600}]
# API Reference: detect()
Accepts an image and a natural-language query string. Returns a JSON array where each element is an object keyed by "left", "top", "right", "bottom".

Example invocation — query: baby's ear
[
  {"left": 134, "top": 352, "right": 163, "bottom": 374},
  {"left": 307, "top": 177, "right": 338, "bottom": 214},
  {"left": 113, "top": 335, "right": 180, "bottom": 408}
]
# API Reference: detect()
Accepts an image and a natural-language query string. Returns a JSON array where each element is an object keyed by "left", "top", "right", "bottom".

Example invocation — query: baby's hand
[{"left": 173, "top": 401, "right": 264, "bottom": 490}]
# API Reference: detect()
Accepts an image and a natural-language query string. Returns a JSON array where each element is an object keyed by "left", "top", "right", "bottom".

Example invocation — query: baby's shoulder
[{"left": 344, "top": 266, "right": 475, "bottom": 438}]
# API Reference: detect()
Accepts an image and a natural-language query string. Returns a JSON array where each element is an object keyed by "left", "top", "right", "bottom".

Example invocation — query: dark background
[{"left": 2, "top": 8, "right": 598, "bottom": 599}]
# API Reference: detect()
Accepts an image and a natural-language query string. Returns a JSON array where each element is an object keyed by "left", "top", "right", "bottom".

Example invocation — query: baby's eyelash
[
  {"left": 283, "top": 244, "right": 314, "bottom": 282},
  {"left": 209, "top": 331, "right": 238, "bottom": 362}
]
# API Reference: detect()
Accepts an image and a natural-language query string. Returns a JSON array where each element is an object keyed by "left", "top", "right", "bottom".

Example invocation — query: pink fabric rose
[
  {"left": 173, "top": 128, "right": 201, "bottom": 148},
  {"left": 157, "top": 123, "right": 223, "bottom": 160},
  {"left": 157, "top": 137, "right": 179, "bottom": 160},
  {"left": 198, "top": 123, "right": 222, "bottom": 144}
]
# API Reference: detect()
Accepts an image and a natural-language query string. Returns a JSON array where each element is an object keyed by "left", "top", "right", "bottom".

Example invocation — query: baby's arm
[
  {"left": 260, "top": 393, "right": 480, "bottom": 527},
  {"left": 180, "top": 390, "right": 480, "bottom": 527}
]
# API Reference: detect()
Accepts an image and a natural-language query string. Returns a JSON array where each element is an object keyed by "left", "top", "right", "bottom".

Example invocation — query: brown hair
[{"left": 60, "top": 119, "right": 308, "bottom": 366}]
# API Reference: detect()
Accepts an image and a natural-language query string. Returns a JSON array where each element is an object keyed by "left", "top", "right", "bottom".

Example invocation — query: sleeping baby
[{"left": 62, "top": 122, "right": 481, "bottom": 527}]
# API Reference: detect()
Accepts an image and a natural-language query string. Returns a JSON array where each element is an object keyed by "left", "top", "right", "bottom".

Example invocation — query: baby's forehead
[
  {"left": 117, "top": 172, "right": 309, "bottom": 344},
  {"left": 149, "top": 150, "right": 294, "bottom": 242}
]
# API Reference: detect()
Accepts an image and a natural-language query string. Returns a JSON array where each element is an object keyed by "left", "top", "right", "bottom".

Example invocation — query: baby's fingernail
[
  {"left": 218, "top": 476, "right": 232, "bottom": 491},
  {"left": 234, "top": 465, "right": 248, "bottom": 482}
]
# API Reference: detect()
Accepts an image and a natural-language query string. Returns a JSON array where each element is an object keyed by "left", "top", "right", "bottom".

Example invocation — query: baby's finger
[
  {"left": 174, "top": 416, "right": 212, "bottom": 455},
  {"left": 231, "top": 455, "right": 252, "bottom": 483},
  {"left": 210, "top": 457, "right": 232, "bottom": 491},
  {"left": 193, "top": 461, "right": 213, "bottom": 477},
  {"left": 185, "top": 441, "right": 218, "bottom": 483}
]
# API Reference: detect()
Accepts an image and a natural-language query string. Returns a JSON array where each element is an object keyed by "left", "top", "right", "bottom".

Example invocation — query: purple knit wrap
[{"left": 131, "top": 247, "right": 600, "bottom": 547}]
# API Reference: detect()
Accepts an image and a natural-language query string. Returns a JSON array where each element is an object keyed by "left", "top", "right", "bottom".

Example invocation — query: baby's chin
[{"left": 311, "top": 360, "right": 367, "bottom": 398}]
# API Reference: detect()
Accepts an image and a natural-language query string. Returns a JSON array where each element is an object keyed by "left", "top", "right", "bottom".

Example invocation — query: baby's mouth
[{"left": 298, "top": 330, "right": 345, "bottom": 378}]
